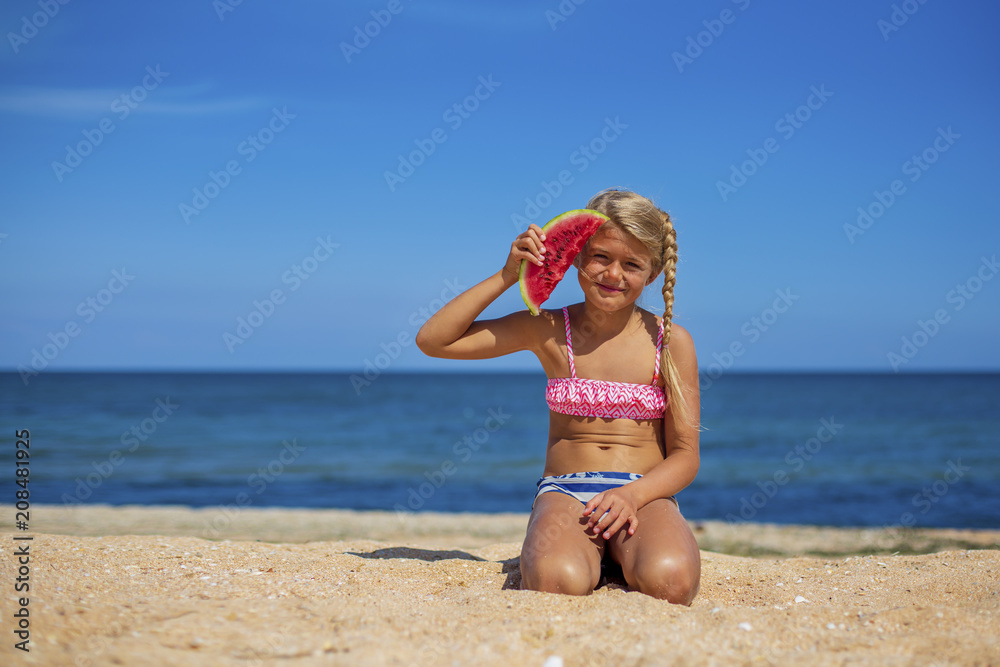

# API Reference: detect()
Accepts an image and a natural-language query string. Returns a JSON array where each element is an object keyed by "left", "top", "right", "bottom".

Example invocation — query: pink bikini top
[{"left": 546, "top": 307, "right": 668, "bottom": 420}]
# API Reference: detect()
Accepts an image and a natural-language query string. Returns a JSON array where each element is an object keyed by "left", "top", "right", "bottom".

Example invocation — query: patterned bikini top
[{"left": 546, "top": 307, "right": 668, "bottom": 420}]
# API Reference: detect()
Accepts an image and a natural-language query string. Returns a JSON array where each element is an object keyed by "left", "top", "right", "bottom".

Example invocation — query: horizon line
[{"left": 3, "top": 368, "right": 1000, "bottom": 376}]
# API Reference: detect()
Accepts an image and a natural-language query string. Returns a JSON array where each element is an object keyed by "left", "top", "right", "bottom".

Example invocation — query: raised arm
[{"left": 415, "top": 225, "right": 550, "bottom": 360}]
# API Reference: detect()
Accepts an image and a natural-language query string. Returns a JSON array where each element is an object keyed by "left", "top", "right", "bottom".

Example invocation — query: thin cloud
[{"left": 0, "top": 83, "right": 268, "bottom": 120}]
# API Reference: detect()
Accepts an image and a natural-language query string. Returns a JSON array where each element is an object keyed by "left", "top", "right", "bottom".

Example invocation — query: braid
[
  {"left": 659, "top": 211, "right": 693, "bottom": 429},
  {"left": 659, "top": 212, "right": 678, "bottom": 354}
]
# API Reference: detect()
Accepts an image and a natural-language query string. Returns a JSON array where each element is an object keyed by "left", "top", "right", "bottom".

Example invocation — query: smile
[{"left": 597, "top": 283, "right": 625, "bottom": 293}]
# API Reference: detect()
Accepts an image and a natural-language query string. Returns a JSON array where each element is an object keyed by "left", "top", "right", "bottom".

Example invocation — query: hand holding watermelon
[
  {"left": 517, "top": 210, "right": 610, "bottom": 315},
  {"left": 502, "top": 224, "right": 547, "bottom": 282}
]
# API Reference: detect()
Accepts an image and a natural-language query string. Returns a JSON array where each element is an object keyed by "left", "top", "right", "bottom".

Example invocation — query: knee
[
  {"left": 630, "top": 556, "right": 700, "bottom": 605},
  {"left": 520, "top": 556, "right": 598, "bottom": 596}
]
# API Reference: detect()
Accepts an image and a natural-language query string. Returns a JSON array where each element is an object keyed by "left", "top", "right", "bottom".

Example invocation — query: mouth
[{"left": 579, "top": 267, "right": 626, "bottom": 294}]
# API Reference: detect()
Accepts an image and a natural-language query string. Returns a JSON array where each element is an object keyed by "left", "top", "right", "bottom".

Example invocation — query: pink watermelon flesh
[{"left": 518, "top": 209, "right": 610, "bottom": 315}]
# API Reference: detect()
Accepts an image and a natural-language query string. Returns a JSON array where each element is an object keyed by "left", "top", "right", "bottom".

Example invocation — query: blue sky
[{"left": 1, "top": 0, "right": 998, "bottom": 375}]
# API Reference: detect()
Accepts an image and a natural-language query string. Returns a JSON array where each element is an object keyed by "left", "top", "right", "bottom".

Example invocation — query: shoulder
[
  {"left": 519, "top": 307, "right": 564, "bottom": 327},
  {"left": 510, "top": 307, "right": 568, "bottom": 372},
  {"left": 664, "top": 321, "right": 697, "bottom": 366},
  {"left": 665, "top": 321, "right": 694, "bottom": 346},
  {"left": 498, "top": 307, "right": 563, "bottom": 342}
]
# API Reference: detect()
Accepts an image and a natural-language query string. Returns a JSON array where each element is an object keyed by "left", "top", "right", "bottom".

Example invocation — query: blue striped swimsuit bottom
[
  {"left": 533, "top": 471, "right": 677, "bottom": 509},
  {"left": 533, "top": 471, "right": 641, "bottom": 506}
]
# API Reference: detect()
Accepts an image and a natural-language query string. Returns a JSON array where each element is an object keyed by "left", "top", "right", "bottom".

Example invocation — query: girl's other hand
[
  {"left": 502, "top": 224, "right": 546, "bottom": 281},
  {"left": 582, "top": 487, "right": 639, "bottom": 540}
]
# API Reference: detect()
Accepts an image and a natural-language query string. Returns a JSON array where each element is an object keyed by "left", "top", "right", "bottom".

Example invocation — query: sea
[{"left": 1, "top": 372, "right": 997, "bottom": 529}]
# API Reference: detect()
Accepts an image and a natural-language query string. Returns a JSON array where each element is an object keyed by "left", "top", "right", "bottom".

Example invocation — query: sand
[{"left": 2, "top": 505, "right": 998, "bottom": 666}]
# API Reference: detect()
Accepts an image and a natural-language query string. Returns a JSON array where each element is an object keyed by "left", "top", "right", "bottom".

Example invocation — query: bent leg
[
  {"left": 607, "top": 498, "right": 701, "bottom": 604},
  {"left": 520, "top": 492, "right": 604, "bottom": 596}
]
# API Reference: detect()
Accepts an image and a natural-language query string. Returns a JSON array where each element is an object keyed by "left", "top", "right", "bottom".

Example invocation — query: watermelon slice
[{"left": 518, "top": 209, "right": 609, "bottom": 315}]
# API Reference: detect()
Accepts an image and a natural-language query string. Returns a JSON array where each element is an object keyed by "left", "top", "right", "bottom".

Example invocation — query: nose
[{"left": 605, "top": 262, "right": 622, "bottom": 282}]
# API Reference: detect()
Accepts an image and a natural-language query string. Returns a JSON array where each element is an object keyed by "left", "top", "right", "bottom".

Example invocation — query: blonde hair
[{"left": 585, "top": 188, "right": 695, "bottom": 430}]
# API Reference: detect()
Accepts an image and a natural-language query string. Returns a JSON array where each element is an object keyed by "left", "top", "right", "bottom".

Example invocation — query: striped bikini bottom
[{"left": 533, "top": 471, "right": 677, "bottom": 508}]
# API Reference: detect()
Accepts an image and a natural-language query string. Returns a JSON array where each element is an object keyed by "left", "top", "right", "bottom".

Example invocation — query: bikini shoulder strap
[{"left": 562, "top": 306, "right": 577, "bottom": 378}]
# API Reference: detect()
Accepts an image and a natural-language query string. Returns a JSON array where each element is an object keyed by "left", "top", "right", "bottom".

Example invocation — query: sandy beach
[{"left": 2, "top": 504, "right": 998, "bottom": 666}]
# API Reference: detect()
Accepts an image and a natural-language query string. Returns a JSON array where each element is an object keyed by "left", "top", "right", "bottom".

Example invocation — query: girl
[{"left": 416, "top": 188, "right": 701, "bottom": 604}]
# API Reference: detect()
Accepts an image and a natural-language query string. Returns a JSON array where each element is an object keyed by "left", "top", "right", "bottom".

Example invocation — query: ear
[{"left": 645, "top": 270, "right": 662, "bottom": 286}]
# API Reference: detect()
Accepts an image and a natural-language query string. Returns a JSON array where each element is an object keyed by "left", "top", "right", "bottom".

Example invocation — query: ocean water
[{"left": 1, "top": 372, "right": 998, "bottom": 528}]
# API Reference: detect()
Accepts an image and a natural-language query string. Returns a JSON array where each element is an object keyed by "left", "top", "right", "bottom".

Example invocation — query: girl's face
[{"left": 576, "top": 225, "right": 659, "bottom": 311}]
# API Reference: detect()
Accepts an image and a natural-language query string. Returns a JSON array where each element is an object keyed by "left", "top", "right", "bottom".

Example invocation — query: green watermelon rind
[{"left": 518, "top": 209, "right": 610, "bottom": 316}]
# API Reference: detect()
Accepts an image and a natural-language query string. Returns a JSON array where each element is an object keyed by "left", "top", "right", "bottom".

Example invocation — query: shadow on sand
[{"left": 345, "top": 546, "right": 486, "bottom": 562}]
